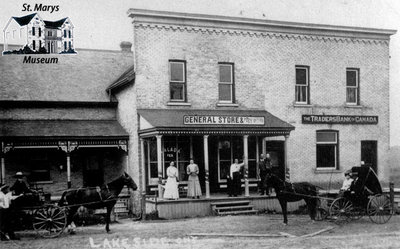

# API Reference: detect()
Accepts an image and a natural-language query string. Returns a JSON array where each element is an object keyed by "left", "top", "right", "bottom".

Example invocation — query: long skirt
[
  {"left": 163, "top": 177, "right": 179, "bottom": 199},
  {"left": 187, "top": 175, "right": 202, "bottom": 197}
]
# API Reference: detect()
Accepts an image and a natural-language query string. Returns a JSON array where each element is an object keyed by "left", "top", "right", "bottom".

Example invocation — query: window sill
[
  {"left": 293, "top": 104, "right": 313, "bottom": 108},
  {"left": 314, "top": 169, "right": 342, "bottom": 174},
  {"left": 32, "top": 181, "right": 53, "bottom": 184},
  {"left": 167, "top": 102, "right": 191, "bottom": 106},
  {"left": 216, "top": 103, "right": 239, "bottom": 107},
  {"left": 344, "top": 105, "right": 363, "bottom": 109}
]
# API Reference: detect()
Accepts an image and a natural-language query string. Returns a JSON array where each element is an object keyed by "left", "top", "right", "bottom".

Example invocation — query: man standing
[
  {"left": 227, "top": 159, "right": 244, "bottom": 197},
  {"left": 264, "top": 153, "right": 273, "bottom": 195},
  {"left": 258, "top": 154, "right": 268, "bottom": 195},
  {"left": 0, "top": 184, "right": 20, "bottom": 240}
]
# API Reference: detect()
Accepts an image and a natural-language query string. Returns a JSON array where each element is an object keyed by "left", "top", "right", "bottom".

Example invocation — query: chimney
[{"left": 120, "top": 41, "right": 132, "bottom": 52}]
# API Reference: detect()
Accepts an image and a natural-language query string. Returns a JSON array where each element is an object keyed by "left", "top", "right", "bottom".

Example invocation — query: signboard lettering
[
  {"left": 302, "top": 115, "right": 378, "bottom": 124},
  {"left": 183, "top": 115, "right": 265, "bottom": 125}
]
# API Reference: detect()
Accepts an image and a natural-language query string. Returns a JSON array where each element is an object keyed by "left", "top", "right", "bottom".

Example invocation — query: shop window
[
  {"left": 346, "top": 68, "right": 360, "bottom": 105},
  {"left": 169, "top": 60, "right": 186, "bottom": 102},
  {"left": 316, "top": 131, "right": 339, "bottom": 169},
  {"left": 295, "top": 66, "right": 310, "bottom": 104},
  {"left": 218, "top": 63, "right": 235, "bottom": 103},
  {"left": 163, "top": 136, "right": 190, "bottom": 181},
  {"left": 30, "top": 161, "right": 51, "bottom": 182}
]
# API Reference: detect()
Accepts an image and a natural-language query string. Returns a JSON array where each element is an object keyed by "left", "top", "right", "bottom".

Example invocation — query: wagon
[
  {"left": 328, "top": 166, "right": 393, "bottom": 224},
  {"left": 11, "top": 191, "right": 67, "bottom": 238}
]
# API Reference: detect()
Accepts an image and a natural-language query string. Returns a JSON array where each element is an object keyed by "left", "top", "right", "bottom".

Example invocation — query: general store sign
[
  {"left": 183, "top": 115, "right": 265, "bottom": 125},
  {"left": 302, "top": 115, "right": 378, "bottom": 124}
]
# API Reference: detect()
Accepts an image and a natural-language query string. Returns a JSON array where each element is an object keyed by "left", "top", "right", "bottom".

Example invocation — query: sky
[{"left": 1, "top": 0, "right": 400, "bottom": 145}]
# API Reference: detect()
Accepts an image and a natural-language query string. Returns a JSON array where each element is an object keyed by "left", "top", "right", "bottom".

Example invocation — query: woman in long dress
[
  {"left": 163, "top": 162, "right": 179, "bottom": 200},
  {"left": 186, "top": 159, "right": 202, "bottom": 199}
]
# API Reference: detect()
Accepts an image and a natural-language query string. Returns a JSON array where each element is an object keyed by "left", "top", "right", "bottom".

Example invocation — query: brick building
[
  {"left": 107, "top": 9, "right": 396, "bottom": 217},
  {"left": 0, "top": 45, "right": 134, "bottom": 195}
]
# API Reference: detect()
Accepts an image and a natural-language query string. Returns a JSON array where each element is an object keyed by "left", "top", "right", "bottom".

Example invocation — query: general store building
[{"left": 107, "top": 9, "right": 395, "bottom": 218}]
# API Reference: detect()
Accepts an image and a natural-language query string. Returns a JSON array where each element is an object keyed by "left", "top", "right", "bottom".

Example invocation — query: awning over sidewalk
[
  {"left": 138, "top": 109, "right": 295, "bottom": 136},
  {"left": 0, "top": 120, "right": 128, "bottom": 140}
]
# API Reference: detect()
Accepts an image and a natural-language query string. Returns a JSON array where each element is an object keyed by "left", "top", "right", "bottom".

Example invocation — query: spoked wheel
[
  {"left": 329, "top": 197, "right": 353, "bottom": 223},
  {"left": 367, "top": 194, "right": 392, "bottom": 224},
  {"left": 33, "top": 205, "right": 67, "bottom": 238}
]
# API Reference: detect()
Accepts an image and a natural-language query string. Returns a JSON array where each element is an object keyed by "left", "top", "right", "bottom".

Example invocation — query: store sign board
[
  {"left": 183, "top": 115, "right": 265, "bottom": 125},
  {"left": 302, "top": 115, "right": 378, "bottom": 124}
]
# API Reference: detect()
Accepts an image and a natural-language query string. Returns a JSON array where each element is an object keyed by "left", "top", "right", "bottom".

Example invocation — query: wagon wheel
[
  {"left": 367, "top": 194, "right": 392, "bottom": 224},
  {"left": 329, "top": 197, "right": 353, "bottom": 222},
  {"left": 33, "top": 205, "right": 67, "bottom": 238}
]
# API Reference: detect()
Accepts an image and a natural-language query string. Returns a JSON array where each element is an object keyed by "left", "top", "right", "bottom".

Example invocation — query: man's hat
[
  {"left": 13, "top": 171, "right": 25, "bottom": 178},
  {"left": 0, "top": 183, "right": 9, "bottom": 191}
]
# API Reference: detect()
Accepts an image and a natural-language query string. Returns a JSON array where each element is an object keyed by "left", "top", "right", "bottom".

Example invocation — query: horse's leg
[
  {"left": 305, "top": 198, "right": 317, "bottom": 221},
  {"left": 66, "top": 207, "right": 78, "bottom": 234},
  {"left": 105, "top": 204, "right": 113, "bottom": 233},
  {"left": 278, "top": 198, "right": 288, "bottom": 225}
]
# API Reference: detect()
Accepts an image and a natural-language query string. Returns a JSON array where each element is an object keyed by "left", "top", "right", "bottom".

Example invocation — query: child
[{"left": 339, "top": 171, "right": 353, "bottom": 196}]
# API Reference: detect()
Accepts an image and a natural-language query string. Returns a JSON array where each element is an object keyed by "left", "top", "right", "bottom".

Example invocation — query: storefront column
[
  {"left": 0, "top": 142, "right": 12, "bottom": 184},
  {"left": 66, "top": 153, "right": 72, "bottom": 188},
  {"left": 243, "top": 135, "right": 249, "bottom": 197},
  {"left": 140, "top": 138, "right": 145, "bottom": 192},
  {"left": 203, "top": 135, "right": 210, "bottom": 199},
  {"left": 284, "top": 135, "right": 290, "bottom": 181},
  {"left": 156, "top": 135, "right": 163, "bottom": 198}
]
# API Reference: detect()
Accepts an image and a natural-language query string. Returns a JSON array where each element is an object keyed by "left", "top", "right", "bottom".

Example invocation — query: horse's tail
[{"left": 58, "top": 191, "right": 68, "bottom": 207}]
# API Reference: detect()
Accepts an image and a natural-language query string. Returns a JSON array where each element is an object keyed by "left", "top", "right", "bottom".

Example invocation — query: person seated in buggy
[
  {"left": 344, "top": 166, "right": 382, "bottom": 207},
  {"left": 10, "top": 172, "right": 39, "bottom": 208},
  {"left": 338, "top": 170, "right": 353, "bottom": 197}
]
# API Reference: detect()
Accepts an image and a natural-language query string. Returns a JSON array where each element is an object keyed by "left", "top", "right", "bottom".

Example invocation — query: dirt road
[{"left": 2, "top": 214, "right": 400, "bottom": 249}]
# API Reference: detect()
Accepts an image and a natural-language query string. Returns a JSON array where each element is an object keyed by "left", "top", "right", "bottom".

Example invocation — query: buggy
[
  {"left": 328, "top": 166, "right": 393, "bottom": 224},
  {"left": 11, "top": 189, "right": 67, "bottom": 238}
]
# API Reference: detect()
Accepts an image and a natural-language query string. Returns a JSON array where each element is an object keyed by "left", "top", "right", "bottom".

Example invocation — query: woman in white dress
[
  {"left": 186, "top": 159, "right": 202, "bottom": 199},
  {"left": 163, "top": 162, "right": 179, "bottom": 200}
]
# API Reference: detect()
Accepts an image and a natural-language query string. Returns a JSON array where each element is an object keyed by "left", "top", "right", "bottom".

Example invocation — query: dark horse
[
  {"left": 265, "top": 168, "right": 318, "bottom": 224},
  {"left": 58, "top": 172, "right": 137, "bottom": 233}
]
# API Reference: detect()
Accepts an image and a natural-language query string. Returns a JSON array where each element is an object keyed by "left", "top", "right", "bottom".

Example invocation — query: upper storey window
[
  {"left": 218, "top": 63, "right": 235, "bottom": 103},
  {"left": 169, "top": 60, "right": 186, "bottom": 102},
  {"left": 346, "top": 68, "right": 360, "bottom": 105},
  {"left": 295, "top": 66, "right": 310, "bottom": 104}
]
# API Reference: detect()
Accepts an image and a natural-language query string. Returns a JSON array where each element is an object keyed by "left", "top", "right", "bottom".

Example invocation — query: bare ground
[{"left": 2, "top": 214, "right": 400, "bottom": 249}]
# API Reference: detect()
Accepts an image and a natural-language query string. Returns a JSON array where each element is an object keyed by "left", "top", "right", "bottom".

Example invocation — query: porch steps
[{"left": 211, "top": 200, "right": 258, "bottom": 216}]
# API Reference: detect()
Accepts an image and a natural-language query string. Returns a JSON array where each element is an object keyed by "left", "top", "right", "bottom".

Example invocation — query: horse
[
  {"left": 58, "top": 172, "right": 137, "bottom": 233},
  {"left": 264, "top": 168, "right": 318, "bottom": 225}
]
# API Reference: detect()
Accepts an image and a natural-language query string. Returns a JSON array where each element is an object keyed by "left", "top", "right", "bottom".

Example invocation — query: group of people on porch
[{"left": 163, "top": 153, "right": 272, "bottom": 200}]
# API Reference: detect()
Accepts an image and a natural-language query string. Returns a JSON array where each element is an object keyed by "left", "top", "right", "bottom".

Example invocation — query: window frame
[
  {"left": 316, "top": 130, "right": 339, "bottom": 170},
  {"left": 218, "top": 62, "right": 235, "bottom": 103},
  {"left": 169, "top": 60, "right": 187, "bottom": 102},
  {"left": 346, "top": 68, "right": 360, "bottom": 105},
  {"left": 295, "top": 65, "right": 310, "bottom": 104}
]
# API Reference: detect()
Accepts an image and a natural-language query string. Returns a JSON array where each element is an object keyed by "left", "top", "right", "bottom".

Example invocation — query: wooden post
[
  {"left": 156, "top": 135, "right": 163, "bottom": 198},
  {"left": 66, "top": 153, "right": 71, "bottom": 189},
  {"left": 140, "top": 138, "right": 145, "bottom": 193},
  {"left": 203, "top": 135, "right": 210, "bottom": 199},
  {"left": 1, "top": 156, "right": 5, "bottom": 185},
  {"left": 243, "top": 135, "right": 249, "bottom": 197},
  {"left": 390, "top": 182, "right": 394, "bottom": 214},
  {"left": 284, "top": 135, "right": 290, "bottom": 181}
]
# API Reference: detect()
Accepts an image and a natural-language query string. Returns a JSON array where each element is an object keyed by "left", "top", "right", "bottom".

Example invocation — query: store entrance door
[
  {"left": 265, "top": 141, "right": 285, "bottom": 180},
  {"left": 361, "top": 140, "right": 378, "bottom": 173}
]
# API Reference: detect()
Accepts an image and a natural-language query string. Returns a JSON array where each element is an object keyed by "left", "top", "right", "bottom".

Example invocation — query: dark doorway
[
  {"left": 361, "top": 140, "right": 378, "bottom": 173},
  {"left": 83, "top": 152, "right": 104, "bottom": 187},
  {"left": 265, "top": 141, "right": 285, "bottom": 180}
]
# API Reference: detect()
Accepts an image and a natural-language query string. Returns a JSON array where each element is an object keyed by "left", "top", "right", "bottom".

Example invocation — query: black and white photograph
[{"left": 1, "top": 0, "right": 400, "bottom": 248}]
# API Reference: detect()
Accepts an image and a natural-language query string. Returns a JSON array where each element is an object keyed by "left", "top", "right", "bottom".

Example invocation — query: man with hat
[
  {"left": 0, "top": 183, "right": 20, "bottom": 240},
  {"left": 10, "top": 172, "right": 32, "bottom": 196}
]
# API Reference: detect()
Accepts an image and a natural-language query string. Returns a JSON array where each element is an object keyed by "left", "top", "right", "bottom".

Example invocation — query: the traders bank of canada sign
[
  {"left": 183, "top": 115, "right": 265, "bottom": 125},
  {"left": 302, "top": 115, "right": 378, "bottom": 124}
]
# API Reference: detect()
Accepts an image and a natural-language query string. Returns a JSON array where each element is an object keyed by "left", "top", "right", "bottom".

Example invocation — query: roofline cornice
[{"left": 127, "top": 8, "right": 396, "bottom": 41}]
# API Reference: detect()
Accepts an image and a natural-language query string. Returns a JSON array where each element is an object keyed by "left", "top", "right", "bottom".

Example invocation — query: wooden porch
[{"left": 145, "top": 192, "right": 304, "bottom": 219}]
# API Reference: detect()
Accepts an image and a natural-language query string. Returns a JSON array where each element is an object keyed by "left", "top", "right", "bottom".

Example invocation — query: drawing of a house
[{"left": 3, "top": 13, "right": 74, "bottom": 54}]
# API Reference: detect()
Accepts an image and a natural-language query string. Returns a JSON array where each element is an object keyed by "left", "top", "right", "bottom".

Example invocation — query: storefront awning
[
  {"left": 138, "top": 109, "right": 295, "bottom": 136},
  {"left": 0, "top": 119, "right": 129, "bottom": 140}
]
